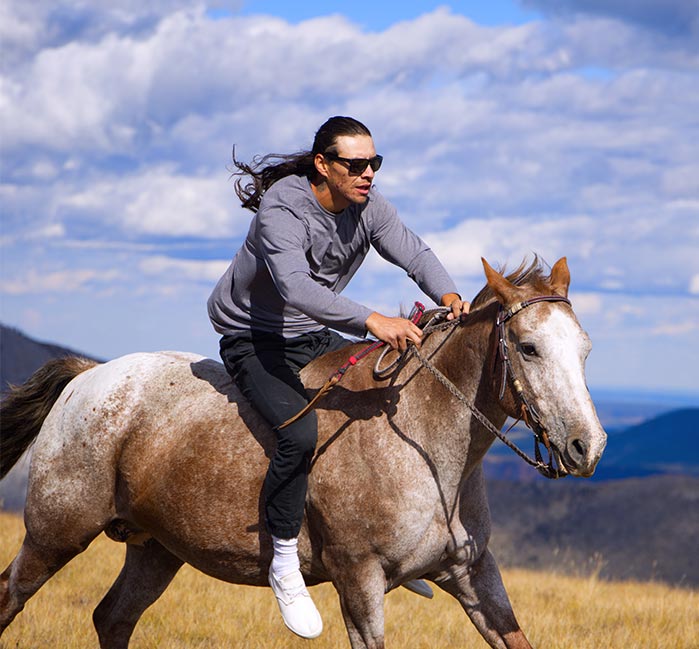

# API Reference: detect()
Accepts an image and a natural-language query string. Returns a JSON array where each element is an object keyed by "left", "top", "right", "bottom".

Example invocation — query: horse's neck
[
  {"left": 450, "top": 306, "right": 509, "bottom": 437},
  {"left": 422, "top": 306, "right": 501, "bottom": 416},
  {"left": 401, "top": 307, "right": 505, "bottom": 490}
]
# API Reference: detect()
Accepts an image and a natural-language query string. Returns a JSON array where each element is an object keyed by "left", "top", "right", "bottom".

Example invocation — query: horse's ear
[
  {"left": 550, "top": 257, "right": 570, "bottom": 298},
  {"left": 482, "top": 258, "right": 520, "bottom": 306}
]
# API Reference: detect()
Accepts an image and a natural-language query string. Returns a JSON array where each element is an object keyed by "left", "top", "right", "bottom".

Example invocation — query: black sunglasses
[{"left": 323, "top": 152, "right": 383, "bottom": 175}]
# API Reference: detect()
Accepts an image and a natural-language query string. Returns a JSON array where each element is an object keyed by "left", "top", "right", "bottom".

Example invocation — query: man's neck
[{"left": 310, "top": 178, "right": 347, "bottom": 214}]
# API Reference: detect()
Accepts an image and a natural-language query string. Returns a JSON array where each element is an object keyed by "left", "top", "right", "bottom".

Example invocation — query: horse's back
[
  {"left": 26, "top": 349, "right": 444, "bottom": 583},
  {"left": 53, "top": 349, "right": 275, "bottom": 484},
  {"left": 34, "top": 351, "right": 232, "bottom": 451}
]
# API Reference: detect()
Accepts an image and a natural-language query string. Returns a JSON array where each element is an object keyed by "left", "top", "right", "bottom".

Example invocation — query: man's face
[{"left": 316, "top": 134, "right": 379, "bottom": 211}]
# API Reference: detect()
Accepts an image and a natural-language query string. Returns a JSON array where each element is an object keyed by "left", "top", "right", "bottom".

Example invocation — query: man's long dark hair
[{"left": 232, "top": 116, "right": 372, "bottom": 212}]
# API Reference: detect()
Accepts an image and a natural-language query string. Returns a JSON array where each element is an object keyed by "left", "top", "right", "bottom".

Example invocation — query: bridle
[
  {"left": 277, "top": 295, "right": 573, "bottom": 479},
  {"left": 408, "top": 295, "right": 572, "bottom": 480},
  {"left": 494, "top": 295, "right": 572, "bottom": 478}
]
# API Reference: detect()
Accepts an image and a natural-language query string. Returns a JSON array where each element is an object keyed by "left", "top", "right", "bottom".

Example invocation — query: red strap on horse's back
[
  {"left": 275, "top": 301, "right": 427, "bottom": 431},
  {"left": 409, "top": 301, "right": 426, "bottom": 324},
  {"left": 336, "top": 301, "right": 424, "bottom": 378}
]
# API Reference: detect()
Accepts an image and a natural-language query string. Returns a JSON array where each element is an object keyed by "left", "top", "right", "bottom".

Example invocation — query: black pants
[{"left": 220, "top": 328, "right": 351, "bottom": 539}]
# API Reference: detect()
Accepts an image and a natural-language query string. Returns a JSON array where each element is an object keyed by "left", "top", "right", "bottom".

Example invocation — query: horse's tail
[{"left": 0, "top": 356, "right": 98, "bottom": 479}]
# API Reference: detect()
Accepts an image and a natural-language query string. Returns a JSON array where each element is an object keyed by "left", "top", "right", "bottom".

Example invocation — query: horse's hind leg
[
  {"left": 0, "top": 527, "right": 98, "bottom": 634},
  {"left": 93, "top": 539, "right": 183, "bottom": 649}
]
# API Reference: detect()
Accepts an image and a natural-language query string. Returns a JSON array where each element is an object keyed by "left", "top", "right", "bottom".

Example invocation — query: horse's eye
[{"left": 520, "top": 343, "right": 537, "bottom": 357}]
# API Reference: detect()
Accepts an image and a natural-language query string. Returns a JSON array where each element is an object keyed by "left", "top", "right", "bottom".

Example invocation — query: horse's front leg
[
  {"left": 433, "top": 548, "right": 532, "bottom": 649},
  {"left": 326, "top": 554, "right": 387, "bottom": 649}
]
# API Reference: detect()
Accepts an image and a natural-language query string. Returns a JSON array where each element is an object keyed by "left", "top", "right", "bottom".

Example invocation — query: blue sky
[
  {"left": 234, "top": 1, "right": 540, "bottom": 28},
  {"left": 1, "top": 0, "right": 698, "bottom": 395}
]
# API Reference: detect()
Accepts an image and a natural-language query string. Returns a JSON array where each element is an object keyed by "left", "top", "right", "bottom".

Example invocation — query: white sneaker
[
  {"left": 402, "top": 579, "right": 434, "bottom": 599},
  {"left": 268, "top": 568, "right": 323, "bottom": 639}
]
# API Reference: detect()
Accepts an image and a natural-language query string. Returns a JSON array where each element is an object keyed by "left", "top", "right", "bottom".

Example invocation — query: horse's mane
[
  {"left": 470, "top": 255, "right": 554, "bottom": 311},
  {"left": 407, "top": 255, "right": 556, "bottom": 326}
]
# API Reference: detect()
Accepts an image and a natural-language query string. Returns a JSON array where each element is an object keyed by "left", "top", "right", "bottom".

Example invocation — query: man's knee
[{"left": 277, "top": 421, "right": 318, "bottom": 459}]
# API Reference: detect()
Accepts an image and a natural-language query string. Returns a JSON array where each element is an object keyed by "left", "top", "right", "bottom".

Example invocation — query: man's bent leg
[
  {"left": 220, "top": 328, "right": 351, "bottom": 536},
  {"left": 263, "top": 414, "right": 317, "bottom": 538},
  {"left": 219, "top": 332, "right": 326, "bottom": 638}
]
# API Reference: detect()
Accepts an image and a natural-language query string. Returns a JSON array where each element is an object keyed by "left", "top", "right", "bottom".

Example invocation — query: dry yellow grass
[{"left": 1, "top": 511, "right": 697, "bottom": 648}]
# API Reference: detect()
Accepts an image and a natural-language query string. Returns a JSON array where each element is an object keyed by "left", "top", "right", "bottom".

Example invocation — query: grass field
[{"left": 1, "top": 511, "right": 697, "bottom": 648}]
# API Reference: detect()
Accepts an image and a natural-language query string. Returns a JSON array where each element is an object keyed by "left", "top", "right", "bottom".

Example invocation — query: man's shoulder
[
  {"left": 262, "top": 174, "right": 312, "bottom": 206},
  {"left": 257, "top": 175, "right": 317, "bottom": 236}
]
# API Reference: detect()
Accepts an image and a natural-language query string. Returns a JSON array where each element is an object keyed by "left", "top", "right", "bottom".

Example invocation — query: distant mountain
[
  {"left": 483, "top": 407, "right": 699, "bottom": 482},
  {"left": 593, "top": 409, "right": 699, "bottom": 479},
  {"left": 0, "top": 324, "right": 103, "bottom": 393}
]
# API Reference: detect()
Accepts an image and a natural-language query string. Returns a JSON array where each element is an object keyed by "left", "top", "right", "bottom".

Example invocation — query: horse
[{"left": 0, "top": 257, "right": 607, "bottom": 649}]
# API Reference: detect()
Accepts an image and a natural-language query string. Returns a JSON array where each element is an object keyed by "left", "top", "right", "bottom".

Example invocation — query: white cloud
[
  {"left": 0, "top": 222, "right": 65, "bottom": 246},
  {"left": 652, "top": 321, "right": 699, "bottom": 337},
  {"left": 56, "top": 166, "right": 247, "bottom": 238},
  {"left": 0, "top": 2, "right": 43, "bottom": 67},
  {"left": 119, "top": 172, "right": 237, "bottom": 238},
  {"left": 662, "top": 164, "right": 699, "bottom": 198},
  {"left": 420, "top": 215, "right": 599, "bottom": 279},
  {"left": 1, "top": 4, "right": 698, "bottom": 392},
  {"left": 569, "top": 292, "right": 603, "bottom": 315},
  {"left": 0, "top": 1, "right": 242, "bottom": 67},
  {"left": 1, "top": 268, "right": 121, "bottom": 295},
  {"left": 650, "top": 321, "right": 699, "bottom": 336},
  {"left": 523, "top": 0, "right": 699, "bottom": 40},
  {"left": 4, "top": 6, "right": 692, "bottom": 157},
  {"left": 139, "top": 255, "right": 229, "bottom": 282}
]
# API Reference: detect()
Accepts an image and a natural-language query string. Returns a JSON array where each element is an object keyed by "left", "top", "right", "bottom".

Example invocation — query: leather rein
[{"left": 277, "top": 296, "right": 572, "bottom": 480}]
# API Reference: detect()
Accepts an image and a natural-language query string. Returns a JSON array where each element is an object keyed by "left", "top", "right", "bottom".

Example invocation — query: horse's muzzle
[{"left": 562, "top": 432, "right": 607, "bottom": 477}]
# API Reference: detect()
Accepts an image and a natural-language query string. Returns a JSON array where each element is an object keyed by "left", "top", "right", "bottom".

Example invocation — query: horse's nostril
[{"left": 568, "top": 438, "right": 587, "bottom": 462}]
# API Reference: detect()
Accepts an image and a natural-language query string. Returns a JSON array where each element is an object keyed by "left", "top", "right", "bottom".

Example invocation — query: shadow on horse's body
[{"left": 0, "top": 257, "right": 606, "bottom": 649}]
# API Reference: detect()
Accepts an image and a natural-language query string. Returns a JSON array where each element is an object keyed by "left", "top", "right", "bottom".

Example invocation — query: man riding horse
[{"left": 207, "top": 116, "right": 470, "bottom": 638}]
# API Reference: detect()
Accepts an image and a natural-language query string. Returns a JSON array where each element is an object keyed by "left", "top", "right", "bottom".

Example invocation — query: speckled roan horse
[{"left": 0, "top": 257, "right": 606, "bottom": 649}]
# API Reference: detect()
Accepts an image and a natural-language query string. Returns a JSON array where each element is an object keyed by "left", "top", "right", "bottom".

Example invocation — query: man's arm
[{"left": 367, "top": 198, "right": 461, "bottom": 308}]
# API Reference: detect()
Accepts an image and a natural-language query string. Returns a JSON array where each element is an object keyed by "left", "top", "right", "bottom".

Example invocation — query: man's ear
[{"left": 314, "top": 153, "right": 330, "bottom": 180}]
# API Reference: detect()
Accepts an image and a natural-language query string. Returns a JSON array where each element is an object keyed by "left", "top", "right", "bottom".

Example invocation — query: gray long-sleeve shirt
[{"left": 207, "top": 174, "right": 458, "bottom": 338}]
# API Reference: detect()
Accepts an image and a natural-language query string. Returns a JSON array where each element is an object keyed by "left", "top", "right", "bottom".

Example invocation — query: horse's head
[{"left": 480, "top": 256, "right": 607, "bottom": 477}]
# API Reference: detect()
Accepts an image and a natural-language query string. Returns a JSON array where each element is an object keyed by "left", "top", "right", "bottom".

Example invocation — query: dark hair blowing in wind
[{"left": 231, "top": 116, "right": 372, "bottom": 212}]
